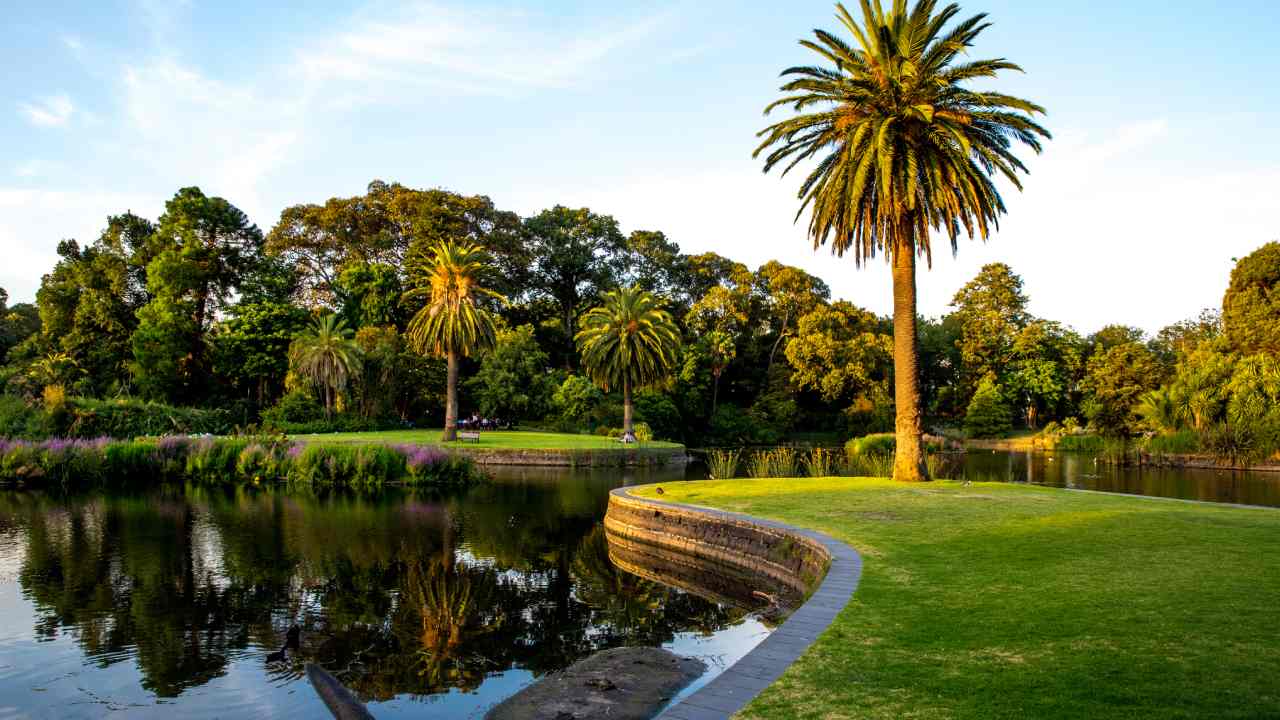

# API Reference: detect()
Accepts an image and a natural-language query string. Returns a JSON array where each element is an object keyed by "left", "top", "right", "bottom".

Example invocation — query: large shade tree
[
  {"left": 575, "top": 287, "right": 681, "bottom": 442},
  {"left": 755, "top": 0, "right": 1049, "bottom": 480},
  {"left": 404, "top": 241, "right": 505, "bottom": 441}
]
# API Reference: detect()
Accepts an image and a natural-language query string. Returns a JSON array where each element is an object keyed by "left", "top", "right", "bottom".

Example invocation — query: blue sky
[{"left": 3, "top": 0, "right": 1278, "bottom": 334}]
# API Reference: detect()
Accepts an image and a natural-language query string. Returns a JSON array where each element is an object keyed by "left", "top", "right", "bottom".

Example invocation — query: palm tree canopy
[
  {"left": 754, "top": 0, "right": 1050, "bottom": 266},
  {"left": 576, "top": 287, "right": 681, "bottom": 391},
  {"left": 403, "top": 240, "right": 505, "bottom": 358},
  {"left": 289, "top": 314, "right": 362, "bottom": 390}
]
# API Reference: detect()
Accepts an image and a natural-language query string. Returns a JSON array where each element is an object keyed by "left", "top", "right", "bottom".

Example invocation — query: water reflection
[
  {"left": 0, "top": 471, "right": 757, "bottom": 718},
  {"left": 950, "top": 450, "right": 1280, "bottom": 508}
]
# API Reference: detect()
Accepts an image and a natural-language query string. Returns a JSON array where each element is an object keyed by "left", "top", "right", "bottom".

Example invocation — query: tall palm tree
[
  {"left": 575, "top": 287, "right": 680, "bottom": 443},
  {"left": 289, "top": 314, "right": 362, "bottom": 420},
  {"left": 403, "top": 240, "right": 504, "bottom": 442},
  {"left": 755, "top": 0, "right": 1049, "bottom": 480}
]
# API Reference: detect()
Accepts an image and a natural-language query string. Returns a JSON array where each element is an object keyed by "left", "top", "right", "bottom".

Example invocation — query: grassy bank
[
  {"left": 292, "top": 429, "right": 683, "bottom": 450},
  {"left": 636, "top": 478, "right": 1280, "bottom": 719}
]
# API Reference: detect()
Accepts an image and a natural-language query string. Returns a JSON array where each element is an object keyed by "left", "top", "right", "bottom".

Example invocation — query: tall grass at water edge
[{"left": 0, "top": 435, "right": 480, "bottom": 488}]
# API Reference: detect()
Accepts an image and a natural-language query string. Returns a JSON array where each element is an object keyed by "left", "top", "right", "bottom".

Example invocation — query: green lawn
[
  {"left": 635, "top": 478, "right": 1280, "bottom": 719},
  {"left": 291, "top": 429, "right": 683, "bottom": 450}
]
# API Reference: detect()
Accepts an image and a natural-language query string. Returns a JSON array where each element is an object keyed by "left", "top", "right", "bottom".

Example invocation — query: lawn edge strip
[{"left": 605, "top": 485, "right": 862, "bottom": 720}]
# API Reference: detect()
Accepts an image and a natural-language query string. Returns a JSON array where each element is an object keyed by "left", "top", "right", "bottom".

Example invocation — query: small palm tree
[
  {"left": 403, "top": 240, "right": 505, "bottom": 442},
  {"left": 755, "top": 1, "right": 1049, "bottom": 480},
  {"left": 575, "top": 287, "right": 680, "bottom": 442},
  {"left": 289, "top": 314, "right": 362, "bottom": 420}
]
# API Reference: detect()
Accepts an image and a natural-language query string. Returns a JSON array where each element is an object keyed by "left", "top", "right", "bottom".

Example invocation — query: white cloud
[
  {"left": 18, "top": 94, "right": 75, "bottom": 127},
  {"left": 118, "top": 59, "right": 303, "bottom": 220},
  {"left": 293, "top": 4, "right": 671, "bottom": 97},
  {"left": 502, "top": 119, "right": 1279, "bottom": 336},
  {"left": 0, "top": 189, "right": 161, "bottom": 302}
]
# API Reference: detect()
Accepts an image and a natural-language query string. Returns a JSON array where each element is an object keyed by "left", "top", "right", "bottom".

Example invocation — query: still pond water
[
  {"left": 0, "top": 451, "right": 1276, "bottom": 719},
  {"left": 0, "top": 465, "right": 769, "bottom": 720}
]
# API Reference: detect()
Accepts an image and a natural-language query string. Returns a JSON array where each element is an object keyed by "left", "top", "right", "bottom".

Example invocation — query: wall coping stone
[{"left": 608, "top": 486, "right": 862, "bottom": 720}]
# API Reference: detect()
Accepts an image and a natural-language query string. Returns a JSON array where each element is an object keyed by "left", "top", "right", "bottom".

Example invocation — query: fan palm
[
  {"left": 403, "top": 240, "right": 505, "bottom": 441},
  {"left": 289, "top": 314, "right": 362, "bottom": 420},
  {"left": 575, "top": 287, "right": 680, "bottom": 442},
  {"left": 755, "top": 0, "right": 1049, "bottom": 480}
]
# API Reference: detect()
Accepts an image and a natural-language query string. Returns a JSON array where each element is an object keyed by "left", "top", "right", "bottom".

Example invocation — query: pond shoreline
[{"left": 606, "top": 486, "right": 861, "bottom": 720}]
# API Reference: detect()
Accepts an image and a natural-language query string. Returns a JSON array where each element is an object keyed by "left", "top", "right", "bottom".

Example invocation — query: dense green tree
[
  {"left": 575, "top": 287, "right": 681, "bottom": 442},
  {"left": 403, "top": 241, "right": 504, "bottom": 441},
  {"left": 964, "top": 376, "right": 1012, "bottom": 438},
  {"left": 467, "top": 324, "right": 556, "bottom": 421},
  {"left": 351, "top": 325, "right": 443, "bottom": 422},
  {"left": 0, "top": 289, "right": 40, "bottom": 364},
  {"left": 1168, "top": 347, "right": 1235, "bottom": 431},
  {"left": 1151, "top": 309, "right": 1221, "bottom": 368},
  {"left": 676, "top": 253, "right": 753, "bottom": 312},
  {"left": 1222, "top": 242, "right": 1280, "bottom": 355},
  {"left": 621, "top": 230, "right": 684, "bottom": 296},
  {"left": 131, "top": 189, "right": 263, "bottom": 402},
  {"left": 1005, "top": 320, "right": 1084, "bottom": 428},
  {"left": 523, "top": 206, "right": 628, "bottom": 348},
  {"left": 552, "top": 374, "right": 607, "bottom": 429},
  {"left": 267, "top": 181, "right": 524, "bottom": 307},
  {"left": 784, "top": 301, "right": 893, "bottom": 419},
  {"left": 36, "top": 238, "right": 141, "bottom": 395},
  {"left": 755, "top": 261, "right": 830, "bottom": 376},
  {"left": 1088, "top": 325, "right": 1147, "bottom": 353},
  {"left": 335, "top": 261, "right": 405, "bottom": 329},
  {"left": 211, "top": 301, "right": 310, "bottom": 405},
  {"left": 950, "top": 263, "right": 1030, "bottom": 401},
  {"left": 755, "top": 0, "right": 1049, "bottom": 480},
  {"left": 1224, "top": 354, "right": 1280, "bottom": 455},
  {"left": 918, "top": 315, "right": 962, "bottom": 418},
  {"left": 288, "top": 314, "right": 363, "bottom": 419},
  {"left": 1081, "top": 341, "right": 1164, "bottom": 436},
  {"left": 686, "top": 284, "right": 751, "bottom": 413}
]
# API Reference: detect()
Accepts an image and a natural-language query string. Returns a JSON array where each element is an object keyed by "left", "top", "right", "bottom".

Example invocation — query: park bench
[{"left": 457, "top": 430, "right": 481, "bottom": 443}]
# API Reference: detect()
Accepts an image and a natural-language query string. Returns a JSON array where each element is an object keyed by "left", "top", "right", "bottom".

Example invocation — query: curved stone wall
[
  {"left": 454, "top": 447, "right": 688, "bottom": 467},
  {"left": 604, "top": 486, "right": 862, "bottom": 720}
]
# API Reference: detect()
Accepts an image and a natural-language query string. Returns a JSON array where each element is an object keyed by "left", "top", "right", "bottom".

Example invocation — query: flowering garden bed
[{"left": 0, "top": 436, "right": 481, "bottom": 488}]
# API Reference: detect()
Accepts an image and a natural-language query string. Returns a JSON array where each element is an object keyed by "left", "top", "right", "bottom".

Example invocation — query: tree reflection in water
[{"left": 0, "top": 478, "right": 749, "bottom": 711}]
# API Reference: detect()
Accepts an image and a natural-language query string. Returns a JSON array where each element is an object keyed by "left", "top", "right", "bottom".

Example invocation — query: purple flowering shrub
[{"left": 1, "top": 435, "right": 479, "bottom": 488}]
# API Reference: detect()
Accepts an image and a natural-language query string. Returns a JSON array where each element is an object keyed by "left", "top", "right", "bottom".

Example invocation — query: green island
[{"left": 635, "top": 478, "right": 1280, "bottom": 719}]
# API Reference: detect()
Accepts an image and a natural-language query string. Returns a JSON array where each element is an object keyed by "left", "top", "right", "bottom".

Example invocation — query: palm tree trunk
[
  {"left": 711, "top": 370, "right": 721, "bottom": 416},
  {"left": 324, "top": 383, "right": 332, "bottom": 420},
  {"left": 891, "top": 243, "right": 929, "bottom": 482},
  {"left": 622, "top": 379, "right": 635, "bottom": 443},
  {"left": 443, "top": 351, "right": 459, "bottom": 442},
  {"left": 765, "top": 312, "right": 789, "bottom": 376}
]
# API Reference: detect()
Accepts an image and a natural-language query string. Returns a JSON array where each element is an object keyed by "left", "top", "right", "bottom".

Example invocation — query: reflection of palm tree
[
  {"left": 402, "top": 557, "right": 504, "bottom": 691},
  {"left": 571, "top": 526, "right": 668, "bottom": 643}
]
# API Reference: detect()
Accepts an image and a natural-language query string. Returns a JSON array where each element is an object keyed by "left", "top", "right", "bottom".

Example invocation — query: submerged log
[
  {"left": 306, "top": 663, "right": 375, "bottom": 720},
  {"left": 485, "top": 647, "right": 705, "bottom": 720}
]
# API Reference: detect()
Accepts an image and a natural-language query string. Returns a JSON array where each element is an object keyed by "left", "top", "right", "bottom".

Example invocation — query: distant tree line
[{"left": 0, "top": 181, "right": 1275, "bottom": 451}]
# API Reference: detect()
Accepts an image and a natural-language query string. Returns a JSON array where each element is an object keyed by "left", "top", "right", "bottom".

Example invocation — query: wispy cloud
[
  {"left": 18, "top": 94, "right": 75, "bottom": 127},
  {"left": 293, "top": 3, "right": 672, "bottom": 97}
]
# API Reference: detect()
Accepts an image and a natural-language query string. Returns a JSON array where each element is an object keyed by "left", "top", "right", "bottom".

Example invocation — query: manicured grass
[
  {"left": 291, "top": 429, "right": 683, "bottom": 450},
  {"left": 635, "top": 478, "right": 1280, "bottom": 719}
]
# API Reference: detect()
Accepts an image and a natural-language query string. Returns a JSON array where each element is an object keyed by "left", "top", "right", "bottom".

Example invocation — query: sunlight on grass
[{"left": 635, "top": 478, "right": 1280, "bottom": 719}]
